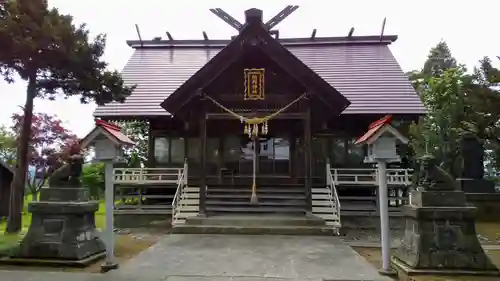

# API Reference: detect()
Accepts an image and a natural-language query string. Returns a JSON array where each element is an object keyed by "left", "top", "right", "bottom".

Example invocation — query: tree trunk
[{"left": 5, "top": 77, "right": 36, "bottom": 233}]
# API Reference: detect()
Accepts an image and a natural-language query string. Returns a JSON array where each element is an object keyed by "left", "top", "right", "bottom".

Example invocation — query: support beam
[
  {"left": 209, "top": 8, "right": 243, "bottom": 31},
  {"left": 265, "top": 5, "right": 299, "bottom": 30},
  {"left": 311, "top": 29, "right": 317, "bottom": 39},
  {"left": 348, "top": 27, "right": 355, "bottom": 37},
  {"left": 135, "top": 24, "right": 143, "bottom": 47},
  {"left": 379, "top": 18, "right": 386, "bottom": 41},
  {"left": 304, "top": 106, "right": 312, "bottom": 213},
  {"left": 199, "top": 109, "right": 207, "bottom": 216},
  {"left": 206, "top": 112, "right": 306, "bottom": 120}
]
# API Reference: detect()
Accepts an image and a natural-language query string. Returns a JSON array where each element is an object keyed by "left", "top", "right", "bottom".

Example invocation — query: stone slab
[
  {"left": 391, "top": 256, "right": 500, "bottom": 277},
  {"left": 0, "top": 251, "right": 105, "bottom": 267},
  {"left": 108, "top": 234, "right": 392, "bottom": 281},
  {"left": 39, "top": 188, "right": 89, "bottom": 202},
  {"left": 410, "top": 190, "right": 466, "bottom": 207},
  {"left": 458, "top": 178, "right": 496, "bottom": 193}
]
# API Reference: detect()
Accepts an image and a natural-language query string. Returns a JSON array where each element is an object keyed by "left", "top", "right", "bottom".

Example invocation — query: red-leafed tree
[
  {"left": 0, "top": 1, "right": 134, "bottom": 233},
  {"left": 12, "top": 110, "right": 79, "bottom": 201}
]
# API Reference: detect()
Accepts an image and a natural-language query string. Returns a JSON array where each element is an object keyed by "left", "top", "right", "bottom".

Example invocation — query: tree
[
  {"left": 11, "top": 110, "right": 78, "bottom": 201},
  {"left": 422, "top": 41, "right": 458, "bottom": 77},
  {"left": 0, "top": 1, "right": 135, "bottom": 233},
  {"left": 409, "top": 67, "right": 467, "bottom": 177},
  {"left": 462, "top": 57, "right": 500, "bottom": 170},
  {"left": 118, "top": 121, "right": 148, "bottom": 167},
  {"left": 0, "top": 125, "right": 17, "bottom": 165}
]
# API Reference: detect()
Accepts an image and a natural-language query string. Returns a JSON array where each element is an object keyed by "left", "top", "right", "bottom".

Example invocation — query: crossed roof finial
[{"left": 209, "top": 5, "right": 299, "bottom": 31}]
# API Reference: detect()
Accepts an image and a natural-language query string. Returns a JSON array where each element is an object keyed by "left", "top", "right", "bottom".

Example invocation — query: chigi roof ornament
[{"left": 209, "top": 5, "right": 299, "bottom": 33}]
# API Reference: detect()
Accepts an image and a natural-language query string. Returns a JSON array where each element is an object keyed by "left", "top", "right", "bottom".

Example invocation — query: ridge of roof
[{"left": 126, "top": 35, "right": 398, "bottom": 49}]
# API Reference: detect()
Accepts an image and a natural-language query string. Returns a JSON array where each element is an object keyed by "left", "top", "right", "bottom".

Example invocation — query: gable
[{"left": 159, "top": 9, "right": 349, "bottom": 117}]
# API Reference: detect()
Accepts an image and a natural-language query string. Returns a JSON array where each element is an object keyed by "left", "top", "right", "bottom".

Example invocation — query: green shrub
[{"left": 82, "top": 163, "right": 105, "bottom": 199}]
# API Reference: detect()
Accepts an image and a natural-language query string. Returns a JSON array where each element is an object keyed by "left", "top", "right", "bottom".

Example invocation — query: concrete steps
[
  {"left": 172, "top": 215, "right": 338, "bottom": 236},
  {"left": 172, "top": 186, "right": 200, "bottom": 225},
  {"left": 206, "top": 184, "right": 310, "bottom": 216},
  {"left": 311, "top": 186, "right": 341, "bottom": 232}
]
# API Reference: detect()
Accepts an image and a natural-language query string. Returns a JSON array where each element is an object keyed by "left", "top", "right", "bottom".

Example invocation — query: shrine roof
[
  {"left": 94, "top": 120, "right": 135, "bottom": 145},
  {"left": 80, "top": 120, "right": 135, "bottom": 149},
  {"left": 93, "top": 35, "right": 424, "bottom": 118}
]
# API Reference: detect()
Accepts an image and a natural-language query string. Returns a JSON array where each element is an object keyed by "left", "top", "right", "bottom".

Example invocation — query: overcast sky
[{"left": 0, "top": 0, "right": 498, "bottom": 137}]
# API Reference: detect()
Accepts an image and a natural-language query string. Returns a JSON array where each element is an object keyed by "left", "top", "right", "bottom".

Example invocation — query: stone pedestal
[
  {"left": 16, "top": 187, "right": 105, "bottom": 264},
  {"left": 458, "top": 178, "right": 496, "bottom": 193},
  {"left": 392, "top": 190, "right": 499, "bottom": 276}
]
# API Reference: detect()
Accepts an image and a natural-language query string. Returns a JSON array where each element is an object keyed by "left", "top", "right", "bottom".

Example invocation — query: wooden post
[
  {"left": 290, "top": 131, "right": 296, "bottom": 182},
  {"left": 147, "top": 122, "right": 155, "bottom": 167},
  {"left": 199, "top": 111, "right": 207, "bottom": 216},
  {"left": 304, "top": 107, "right": 312, "bottom": 213}
]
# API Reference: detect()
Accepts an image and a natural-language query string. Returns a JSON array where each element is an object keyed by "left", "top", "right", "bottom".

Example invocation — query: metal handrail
[
  {"left": 172, "top": 159, "right": 188, "bottom": 224},
  {"left": 326, "top": 161, "right": 341, "bottom": 226}
]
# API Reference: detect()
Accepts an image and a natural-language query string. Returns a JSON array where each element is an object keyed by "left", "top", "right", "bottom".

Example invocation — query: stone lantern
[
  {"left": 80, "top": 119, "right": 135, "bottom": 271},
  {"left": 355, "top": 115, "right": 408, "bottom": 277}
]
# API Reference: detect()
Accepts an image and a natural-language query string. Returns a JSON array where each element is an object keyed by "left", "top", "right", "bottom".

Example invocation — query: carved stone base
[
  {"left": 392, "top": 203, "right": 498, "bottom": 274},
  {"left": 458, "top": 178, "right": 496, "bottom": 193},
  {"left": 17, "top": 188, "right": 105, "bottom": 261}
]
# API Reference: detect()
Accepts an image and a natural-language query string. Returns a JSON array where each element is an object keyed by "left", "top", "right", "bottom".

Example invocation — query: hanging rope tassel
[
  {"left": 250, "top": 182, "right": 258, "bottom": 204},
  {"left": 250, "top": 137, "right": 258, "bottom": 204}
]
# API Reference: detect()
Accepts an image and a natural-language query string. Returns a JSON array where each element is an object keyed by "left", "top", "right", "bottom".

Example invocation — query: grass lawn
[{"left": 353, "top": 247, "right": 500, "bottom": 281}]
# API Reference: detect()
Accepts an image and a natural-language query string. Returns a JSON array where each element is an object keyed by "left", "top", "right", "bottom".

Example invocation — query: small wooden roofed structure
[
  {"left": 80, "top": 119, "right": 135, "bottom": 150},
  {"left": 355, "top": 115, "right": 409, "bottom": 145}
]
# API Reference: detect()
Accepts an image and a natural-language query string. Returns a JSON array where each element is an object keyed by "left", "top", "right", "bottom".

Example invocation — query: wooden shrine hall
[{"left": 94, "top": 6, "right": 424, "bottom": 233}]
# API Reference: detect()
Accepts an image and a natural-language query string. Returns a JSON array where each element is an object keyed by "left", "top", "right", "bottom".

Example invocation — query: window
[
  {"left": 260, "top": 138, "right": 274, "bottom": 159},
  {"left": 273, "top": 138, "right": 290, "bottom": 160},
  {"left": 170, "top": 137, "right": 185, "bottom": 163},
  {"left": 154, "top": 137, "right": 170, "bottom": 164},
  {"left": 153, "top": 137, "right": 185, "bottom": 164}
]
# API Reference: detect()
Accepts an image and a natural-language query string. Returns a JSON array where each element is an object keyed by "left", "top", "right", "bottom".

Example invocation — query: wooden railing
[
  {"left": 114, "top": 167, "right": 182, "bottom": 184},
  {"left": 113, "top": 166, "right": 185, "bottom": 213},
  {"left": 332, "top": 168, "right": 413, "bottom": 186}
]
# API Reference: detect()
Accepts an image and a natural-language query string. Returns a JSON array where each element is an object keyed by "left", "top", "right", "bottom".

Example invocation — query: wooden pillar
[
  {"left": 304, "top": 107, "right": 312, "bottom": 213},
  {"left": 147, "top": 121, "right": 155, "bottom": 167},
  {"left": 218, "top": 129, "right": 224, "bottom": 184},
  {"left": 199, "top": 111, "right": 207, "bottom": 216},
  {"left": 289, "top": 131, "right": 296, "bottom": 182}
]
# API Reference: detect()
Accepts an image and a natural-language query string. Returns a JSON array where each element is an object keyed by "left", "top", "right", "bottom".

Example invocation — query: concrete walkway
[
  {"left": 108, "top": 234, "right": 391, "bottom": 281},
  {"left": 0, "top": 234, "right": 396, "bottom": 281},
  {"left": 3, "top": 233, "right": 500, "bottom": 281}
]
